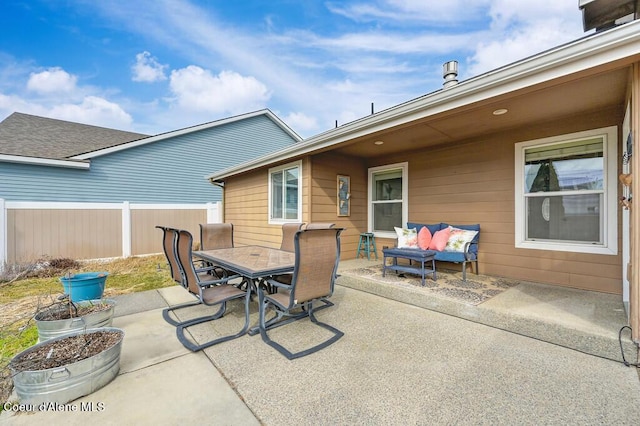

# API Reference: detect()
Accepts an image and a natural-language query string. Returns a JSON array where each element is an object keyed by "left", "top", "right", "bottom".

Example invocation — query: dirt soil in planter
[
  {"left": 10, "top": 330, "right": 122, "bottom": 373},
  {"left": 36, "top": 302, "right": 112, "bottom": 321}
]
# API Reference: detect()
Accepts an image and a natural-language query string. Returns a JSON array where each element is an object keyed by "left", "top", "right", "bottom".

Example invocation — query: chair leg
[
  {"left": 162, "top": 299, "right": 214, "bottom": 327},
  {"left": 258, "top": 293, "right": 343, "bottom": 360},
  {"left": 175, "top": 291, "right": 252, "bottom": 352}
]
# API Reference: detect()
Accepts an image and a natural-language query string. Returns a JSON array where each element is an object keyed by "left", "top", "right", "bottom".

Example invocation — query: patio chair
[
  {"left": 280, "top": 223, "right": 305, "bottom": 253},
  {"left": 156, "top": 226, "right": 183, "bottom": 286},
  {"left": 164, "top": 229, "right": 251, "bottom": 352},
  {"left": 258, "top": 227, "right": 345, "bottom": 359},
  {"left": 199, "top": 223, "right": 234, "bottom": 279},
  {"left": 304, "top": 222, "right": 336, "bottom": 229}
]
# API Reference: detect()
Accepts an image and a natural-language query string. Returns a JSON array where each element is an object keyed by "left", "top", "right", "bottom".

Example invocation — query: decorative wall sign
[{"left": 337, "top": 175, "right": 350, "bottom": 216}]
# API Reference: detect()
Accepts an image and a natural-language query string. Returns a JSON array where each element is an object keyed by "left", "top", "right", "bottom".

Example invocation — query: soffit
[{"left": 333, "top": 65, "right": 630, "bottom": 158}]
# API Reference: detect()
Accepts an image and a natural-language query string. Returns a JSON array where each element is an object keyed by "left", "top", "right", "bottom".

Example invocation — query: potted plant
[
  {"left": 8, "top": 327, "right": 124, "bottom": 405},
  {"left": 34, "top": 295, "right": 116, "bottom": 342}
]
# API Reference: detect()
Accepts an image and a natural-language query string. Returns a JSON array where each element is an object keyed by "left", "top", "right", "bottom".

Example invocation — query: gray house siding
[{"left": 0, "top": 114, "right": 296, "bottom": 203}]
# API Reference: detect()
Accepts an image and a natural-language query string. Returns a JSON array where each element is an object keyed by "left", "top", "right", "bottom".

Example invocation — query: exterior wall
[
  {"left": 308, "top": 153, "right": 367, "bottom": 258},
  {"left": 3, "top": 201, "right": 220, "bottom": 264},
  {"left": 224, "top": 157, "right": 312, "bottom": 248},
  {"left": 0, "top": 114, "right": 297, "bottom": 203},
  {"left": 368, "top": 108, "right": 623, "bottom": 294}
]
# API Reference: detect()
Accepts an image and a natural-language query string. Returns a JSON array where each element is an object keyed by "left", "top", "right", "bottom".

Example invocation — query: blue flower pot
[{"left": 60, "top": 272, "right": 108, "bottom": 301}]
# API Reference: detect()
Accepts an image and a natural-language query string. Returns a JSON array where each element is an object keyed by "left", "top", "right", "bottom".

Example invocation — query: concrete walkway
[{"left": 2, "top": 275, "right": 640, "bottom": 425}]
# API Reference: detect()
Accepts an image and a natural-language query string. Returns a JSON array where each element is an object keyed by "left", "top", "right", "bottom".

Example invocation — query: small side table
[
  {"left": 356, "top": 233, "right": 378, "bottom": 260},
  {"left": 382, "top": 248, "right": 437, "bottom": 286}
]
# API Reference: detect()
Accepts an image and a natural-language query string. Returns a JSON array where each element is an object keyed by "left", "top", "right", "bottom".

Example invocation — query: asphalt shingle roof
[{"left": 0, "top": 112, "right": 149, "bottom": 160}]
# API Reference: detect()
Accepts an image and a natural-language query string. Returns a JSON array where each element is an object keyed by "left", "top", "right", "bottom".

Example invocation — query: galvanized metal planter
[
  {"left": 9, "top": 327, "right": 124, "bottom": 405},
  {"left": 34, "top": 299, "right": 116, "bottom": 342}
]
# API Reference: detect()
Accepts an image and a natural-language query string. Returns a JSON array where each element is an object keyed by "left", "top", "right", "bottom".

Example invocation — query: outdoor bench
[{"left": 386, "top": 222, "right": 480, "bottom": 281}]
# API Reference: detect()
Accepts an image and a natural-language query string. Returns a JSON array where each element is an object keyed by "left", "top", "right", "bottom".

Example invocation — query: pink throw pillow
[
  {"left": 417, "top": 226, "right": 432, "bottom": 250},
  {"left": 428, "top": 227, "right": 451, "bottom": 251}
]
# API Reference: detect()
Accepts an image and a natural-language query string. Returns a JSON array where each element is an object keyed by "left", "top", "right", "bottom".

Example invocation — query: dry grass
[{"left": 0, "top": 254, "right": 175, "bottom": 410}]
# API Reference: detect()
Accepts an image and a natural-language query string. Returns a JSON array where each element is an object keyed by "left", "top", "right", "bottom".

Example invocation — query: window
[
  {"left": 269, "top": 161, "right": 301, "bottom": 223},
  {"left": 368, "top": 162, "right": 408, "bottom": 237},
  {"left": 515, "top": 126, "right": 617, "bottom": 255}
]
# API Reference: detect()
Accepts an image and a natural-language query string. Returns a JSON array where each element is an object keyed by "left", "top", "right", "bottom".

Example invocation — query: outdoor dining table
[
  {"left": 193, "top": 245, "right": 297, "bottom": 336},
  {"left": 193, "top": 245, "right": 295, "bottom": 281}
]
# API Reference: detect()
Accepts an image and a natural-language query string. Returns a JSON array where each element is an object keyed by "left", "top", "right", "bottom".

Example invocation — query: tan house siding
[
  {"left": 224, "top": 157, "right": 312, "bottom": 248},
  {"left": 309, "top": 153, "right": 367, "bottom": 258},
  {"left": 365, "top": 111, "right": 623, "bottom": 293}
]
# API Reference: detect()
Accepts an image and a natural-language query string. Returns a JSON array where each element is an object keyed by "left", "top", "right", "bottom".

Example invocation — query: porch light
[
  {"left": 492, "top": 108, "right": 508, "bottom": 115},
  {"left": 374, "top": 140, "right": 384, "bottom": 145}
]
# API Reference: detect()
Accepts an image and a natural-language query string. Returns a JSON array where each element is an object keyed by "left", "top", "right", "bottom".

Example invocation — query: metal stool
[{"left": 356, "top": 232, "right": 378, "bottom": 260}]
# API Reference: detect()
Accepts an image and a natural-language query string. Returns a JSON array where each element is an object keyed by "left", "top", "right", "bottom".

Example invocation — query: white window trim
[
  {"left": 514, "top": 126, "right": 617, "bottom": 255},
  {"left": 268, "top": 160, "right": 302, "bottom": 225},
  {"left": 368, "top": 162, "right": 408, "bottom": 239}
]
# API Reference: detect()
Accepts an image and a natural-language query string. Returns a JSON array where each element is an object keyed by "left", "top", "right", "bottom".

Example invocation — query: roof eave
[
  {"left": 0, "top": 154, "right": 90, "bottom": 169},
  {"left": 206, "top": 19, "right": 640, "bottom": 183}
]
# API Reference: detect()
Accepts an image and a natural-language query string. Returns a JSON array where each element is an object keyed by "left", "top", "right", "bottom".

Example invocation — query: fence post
[
  {"left": 0, "top": 198, "right": 6, "bottom": 272},
  {"left": 207, "top": 201, "right": 223, "bottom": 223},
  {"left": 122, "top": 201, "right": 131, "bottom": 258}
]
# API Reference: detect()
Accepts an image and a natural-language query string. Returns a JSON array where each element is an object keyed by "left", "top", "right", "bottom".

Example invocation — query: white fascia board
[
  {"left": 73, "top": 109, "right": 302, "bottom": 160},
  {"left": 206, "top": 20, "right": 640, "bottom": 183},
  {"left": 0, "top": 154, "right": 90, "bottom": 169}
]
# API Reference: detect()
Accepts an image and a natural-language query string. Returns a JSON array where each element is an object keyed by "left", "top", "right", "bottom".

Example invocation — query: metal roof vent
[{"left": 443, "top": 61, "right": 458, "bottom": 88}]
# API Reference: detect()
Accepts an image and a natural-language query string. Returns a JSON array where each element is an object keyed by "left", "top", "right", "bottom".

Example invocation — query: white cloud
[
  {"left": 132, "top": 51, "right": 168, "bottom": 83},
  {"left": 168, "top": 66, "right": 271, "bottom": 114},
  {"left": 282, "top": 111, "right": 317, "bottom": 136},
  {"left": 27, "top": 67, "right": 78, "bottom": 94},
  {"left": 48, "top": 96, "right": 133, "bottom": 128},
  {"left": 466, "top": 0, "right": 584, "bottom": 76}
]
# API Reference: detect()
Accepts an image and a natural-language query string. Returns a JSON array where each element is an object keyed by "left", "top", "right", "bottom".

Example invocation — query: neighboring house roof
[
  {"left": 0, "top": 112, "right": 148, "bottom": 160},
  {"left": 206, "top": 19, "right": 640, "bottom": 183},
  {"left": 71, "top": 109, "right": 301, "bottom": 160},
  {"left": 0, "top": 109, "right": 301, "bottom": 169}
]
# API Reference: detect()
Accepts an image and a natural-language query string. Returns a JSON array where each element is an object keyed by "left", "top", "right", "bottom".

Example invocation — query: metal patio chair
[
  {"left": 164, "top": 229, "right": 251, "bottom": 352},
  {"left": 304, "top": 222, "right": 336, "bottom": 229},
  {"left": 258, "top": 227, "right": 345, "bottom": 360},
  {"left": 199, "top": 223, "right": 235, "bottom": 279}
]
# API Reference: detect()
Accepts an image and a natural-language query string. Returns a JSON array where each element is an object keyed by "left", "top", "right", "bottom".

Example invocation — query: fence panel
[{"left": 1, "top": 200, "right": 221, "bottom": 266}]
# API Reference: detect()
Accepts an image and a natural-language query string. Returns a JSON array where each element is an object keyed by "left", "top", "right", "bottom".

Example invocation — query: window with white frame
[
  {"left": 268, "top": 161, "right": 301, "bottom": 223},
  {"left": 368, "top": 162, "right": 408, "bottom": 237},
  {"left": 514, "top": 126, "right": 617, "bottom": 255}
]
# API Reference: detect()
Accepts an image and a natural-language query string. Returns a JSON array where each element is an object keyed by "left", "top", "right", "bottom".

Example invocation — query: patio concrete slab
[{"left": 2, "top": 274, "right": 639, "bottom": 425}]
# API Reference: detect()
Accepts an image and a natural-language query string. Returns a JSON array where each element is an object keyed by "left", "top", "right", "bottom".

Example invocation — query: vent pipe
[{"left": 442, "top": 61, "right": 458, "bottom": 88}]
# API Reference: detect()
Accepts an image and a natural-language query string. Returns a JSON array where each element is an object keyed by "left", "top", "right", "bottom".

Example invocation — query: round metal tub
[
  {"left": 9, "top": 327, "right": 124, "bottom": 405},
  {"left": 34, "top": 299, "right": 116, "bottom": 342}
]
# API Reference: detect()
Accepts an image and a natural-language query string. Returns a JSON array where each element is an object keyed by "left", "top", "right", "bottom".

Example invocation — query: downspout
[{"left": 210, "top": 179, "right": 225, "bottom": 223}]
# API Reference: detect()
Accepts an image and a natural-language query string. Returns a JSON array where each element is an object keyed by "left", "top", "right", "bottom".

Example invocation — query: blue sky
[{"left": 0, "top": 1, "right": 588, "bottom": 138}]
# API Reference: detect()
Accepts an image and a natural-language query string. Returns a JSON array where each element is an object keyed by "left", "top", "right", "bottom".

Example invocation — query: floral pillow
[
  {"left": 394, "top": 227, "right": 418, "bottom": 248},
  {"left": 445, "top": 227, "right": 479, "bottom": 252}
]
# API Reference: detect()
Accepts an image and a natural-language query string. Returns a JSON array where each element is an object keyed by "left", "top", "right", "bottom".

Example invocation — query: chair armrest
[
  {"left": 197, "top": 274, "right": 241, "bottom": 289},
  {"left": 266, "top": 278, "right": 292, "bottom": 290}
]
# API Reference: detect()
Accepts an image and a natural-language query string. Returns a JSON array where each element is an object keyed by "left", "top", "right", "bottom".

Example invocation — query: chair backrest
[
  {"left": 157, "top": 226, "right": 183, "bottom": 285},
  {"left": 200, "top": 223, "right": 233, "bottom": 250},
  {"left": 290, "top": 228, "right": 343, "bottom": 305},
  {"left": 175, "top": 229, "right": 202, "bottom": 295},
  {"left": 280, "top": 223, "right": 305, "bottom": 252},
  {"left": 304, "top": 222, "right": 336, "bottom": 230}
]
